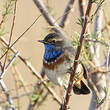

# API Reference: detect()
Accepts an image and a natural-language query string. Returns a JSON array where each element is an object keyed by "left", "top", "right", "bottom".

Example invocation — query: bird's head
[
  {"left": 38, "top": 33, "right": 65, "bottom": 49},
  {"left": 38, "top": 33, "right": 73, "bottom": 62},
  {"left": 38, "top": 33, "right": 66, "bottom": 62}
]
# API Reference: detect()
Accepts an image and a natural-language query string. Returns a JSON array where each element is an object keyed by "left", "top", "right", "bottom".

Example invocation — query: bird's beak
[{"left": 38, "top": 40, "right": 45, "bottom": 43}]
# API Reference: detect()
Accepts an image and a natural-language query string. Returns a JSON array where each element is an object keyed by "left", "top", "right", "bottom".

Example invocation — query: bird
[{"left": 38, "top": 32, "right": 90, "bottom": 95}]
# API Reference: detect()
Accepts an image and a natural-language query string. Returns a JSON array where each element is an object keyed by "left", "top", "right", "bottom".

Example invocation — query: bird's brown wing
[{"left": 64, "top": 46, "right": 89, "bottom": 79}]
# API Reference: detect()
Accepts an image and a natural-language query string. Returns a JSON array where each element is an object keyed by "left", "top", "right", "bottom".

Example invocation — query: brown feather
[{"left": 43, "top": 54, "right": 65, "bottom": 70}]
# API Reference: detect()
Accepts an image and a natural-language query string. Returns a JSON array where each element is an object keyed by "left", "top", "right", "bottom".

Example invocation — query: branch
[
  {"left": 0, "top": 82, "right": 35, "bottom": 95},
  {"left": 33, "top": 0, "right": 67, "bottom": 37},
  {"left": 93, "top": 0, "right": 105, "bottom": 17},
  {"left": 28, "top": 70, "right": 46, "bottom": 110},
  {"left": 0, "top": 79, "right": 15, "bottom": 110},
  {"left": 0, "top": 13, "right": 61, "bottom": 105},
  {"left": 0, "top": 1, "right": 12, "bottom": 28},
  {"left": 20, "top": 58, "right": 62, "bottom": 104},
  {"left": 36, "top": 92, "right": 49, "bottom": 108},
  {"left": 93, "top": 10, "right": 103, "bottom": 64},
  {"left": 0, "top": 52, "right": 19, "bottom": 110},
  {"left": 3, "top": 0, "right": 18, "bottom": 71},
  {"left": 28, "top": 91, "right": 49, "bottom": 110},
  {"left": 85, "top": 38, "right": 109, "bottom": 47},
  {"left": 0, "top": 51, "right": 19, "bottom": 78},
  {"left": 59, "top": 0, "right": 75, "bottom": 28},
  {"left": 89, "top": 7, "right": 107, "bottom": 110},
  {"left": 0, "top": 15, "right": 41, "bottom": 60},
  {"left": 0, "top": 91, "right": 33, "bottom": 104},
  {"left": 0, "top": 52, "right": 18, "bottom": 110},
  {"left": 60, "top": 0, "right": 93, "bottom": 110},
  {"left": 0, "top": 37, "right": 62, "bottom": 105},
  {"left": 11, "top": 66, "right": 21, "bottom": 110},
  {"left": 78, "top": 0, "right": 85, "bottom": 26},
  {"left": 101, "top": 45, "right": 110, "bottom": 110}
]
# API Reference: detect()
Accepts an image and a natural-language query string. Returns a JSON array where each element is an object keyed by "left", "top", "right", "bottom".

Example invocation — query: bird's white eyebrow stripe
[
  {"left": 52, "top": 38, "right": 63, "bottom": 41},
  {"left": 57, "top": 40, "right": 63, "bottom": 42}
]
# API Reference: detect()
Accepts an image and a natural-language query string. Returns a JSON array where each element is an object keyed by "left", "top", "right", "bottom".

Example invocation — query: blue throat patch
[{"left": 44, "top": 43, "right": 62, "bottom": 62}]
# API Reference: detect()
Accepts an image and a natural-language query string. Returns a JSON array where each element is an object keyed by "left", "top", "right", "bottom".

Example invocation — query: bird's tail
[{"left": 73, "top": 80, "right": 90, "bottom": 95}]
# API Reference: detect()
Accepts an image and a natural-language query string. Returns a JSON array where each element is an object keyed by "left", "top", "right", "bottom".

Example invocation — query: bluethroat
[{"left": 38, "top": 33, "right": 90, "bottom": 95}]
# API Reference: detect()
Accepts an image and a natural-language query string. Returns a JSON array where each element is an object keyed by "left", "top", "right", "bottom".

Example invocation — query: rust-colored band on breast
[{"left": 43, "top": 54, "right": 65, "bottom": 70}]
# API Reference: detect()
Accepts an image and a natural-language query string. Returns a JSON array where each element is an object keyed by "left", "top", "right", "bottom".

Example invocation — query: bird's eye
[{"left": 52, "top": 40, "right": 56, "bottom": 44}]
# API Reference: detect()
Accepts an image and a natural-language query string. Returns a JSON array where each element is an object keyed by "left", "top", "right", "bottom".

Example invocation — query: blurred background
[{"left": 0, "top": 0, "right": 110, "bottom": 110}]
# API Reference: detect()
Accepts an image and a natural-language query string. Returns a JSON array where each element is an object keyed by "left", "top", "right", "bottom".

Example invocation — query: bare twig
[
  {"left": 29, "top": 81, "right": 47, "bottom": 109},
  {"left": 101, "top": 9, "right": 110, "bottom": 38},
  {"left": 89, "top": 6, "right": 107, "bottom": 110},
  {"left": 37, "top": 92, "right": 49, "bottom": 108},
  {"left": 78, "top": 0, "right": 95, "bottom": 60},
  {"left": 21, "top": 59, "right": 62, "bottom": 104},
  {"left": 0, "top": 1, "right": 12, "bottom": 28},
  {"left": 28, "top": 70, "right": 46, "bottom": 110},
  {"left": 33, "top": 0, "right": 66, "bottom": 37},
  {"left": 93, "top": 10, "right": 103, "bottom": 62},
  {"left": 0, "top": 79, "right": 15, "bottom": 110},
  {"left": 0, "top": 51, "right": 19, "bottom": 79},
  {"left": 0, "top": 52, "right": 18, "bottom": 110},
  {"left": 78, "top": 0, "right": 85, "bottom": 26},
  {"left": 28, "top": 91, "right": 49, "bottom": 110},
  {"left": 0, "top": 37, "right": 62, "bottom": 105},
  {"left": 60, "top": 0, "right": 93, "bottom": 110},
  {"left": 85, "top": 38, "right": 109, "bottom": 47},
  {"left": 11, "top": 66, "right": 20, "bottom": 110},
  {"left": 11, "top": 65, "right": 31, "bottom": 109},
  {"left": 28, "top": 1, "right": 76, "bottom": 107},
  {"left": 96, "top": 96, "right": 106, "bottom": 108},
  {"left": 13, "top": 66, "right": 30, "bottom": 94},
  {"left": 0, "top": 82, "right": 35, "bottom": 95},
  {"left": 2, "top": 0, "right": 18, "bottom": 72},
  {"left": 93, "top": 0, "right": 105, "bottom": 17},
  {"left": 102, "top": 45, "right": 110, "bottom": 110},
  {"left": 106, "top": 45, "right": 110, "bottom": 74},
  {"left": 0, "top": 91, "right": 33, "bottom": 104},
  {"left": 0, "top": 15, "right": 41, "bottom": 60},
  {"left": 59, "top": 0, "right": 75, "bottom": 28}
]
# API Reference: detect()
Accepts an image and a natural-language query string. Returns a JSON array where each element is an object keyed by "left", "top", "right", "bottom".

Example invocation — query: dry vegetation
[{"left": 0, "top": 0, "right": 110, "bottom": 110}]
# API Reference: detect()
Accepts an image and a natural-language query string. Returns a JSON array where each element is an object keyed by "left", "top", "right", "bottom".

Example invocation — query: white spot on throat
[{"left": 43, "top": 53, "right": 64, "bottom": 64}]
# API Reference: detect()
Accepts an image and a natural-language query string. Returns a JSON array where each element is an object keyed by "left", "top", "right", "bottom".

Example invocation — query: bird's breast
[
  {"left": 43, "top": 53, "right": 65, "bottom": 70},
  {"left": 43, "top": 54, "right": 71, "bottom": 85}
]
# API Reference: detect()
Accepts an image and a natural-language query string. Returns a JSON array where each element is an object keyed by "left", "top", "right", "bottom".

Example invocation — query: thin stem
[
  {"left": 11, "top": 66, "right": 20, "bottom": 110},
  {"left": 93, "top": 0, "right": 105, "bottom": 17},
  {"left": 102, "top": 45, "right": 110, "bottom": 110},
  {"left": 0, "top": 1, "right": 12, "bottom": 28},
  {"left": 60, "top": 0, "right": 93, "bottom": 109},
  {"left": 2, "top": 0, "right": 18, "bottom": 72},
  {"left": 0, "top": 79, "right": 15, "bottom": 110},
  {"left": 0, "top": 82, "right": 35, "bottom": 95},
  {"left": 0, "top": 91, "right": 33, "bottom": 104},
  {"left": 37, "top": 92, "right": 49, "bottom": 108},
  {"left": 59, "top": 0, "right": 75, "bottom": 28},
  {"left": 85, "top": 38, "right": 109, "bottom": 47},
  {"left": 89, "top": 5, "right": 106, "bottom": 110},
  {"left": 0, "top": 15, "right": 41, "bottom": 60},
  {"left": 0, "top": 51, "right": 19, "bottom": 79},
  {"left": 78, "top": 0, "right": 85, "bottom": 27},
  {"left": 0, "top": 37, "right": 62, "bottom": 105},
  {"left": 33, "top": 0, "right": 66, "bottom": 37}
]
